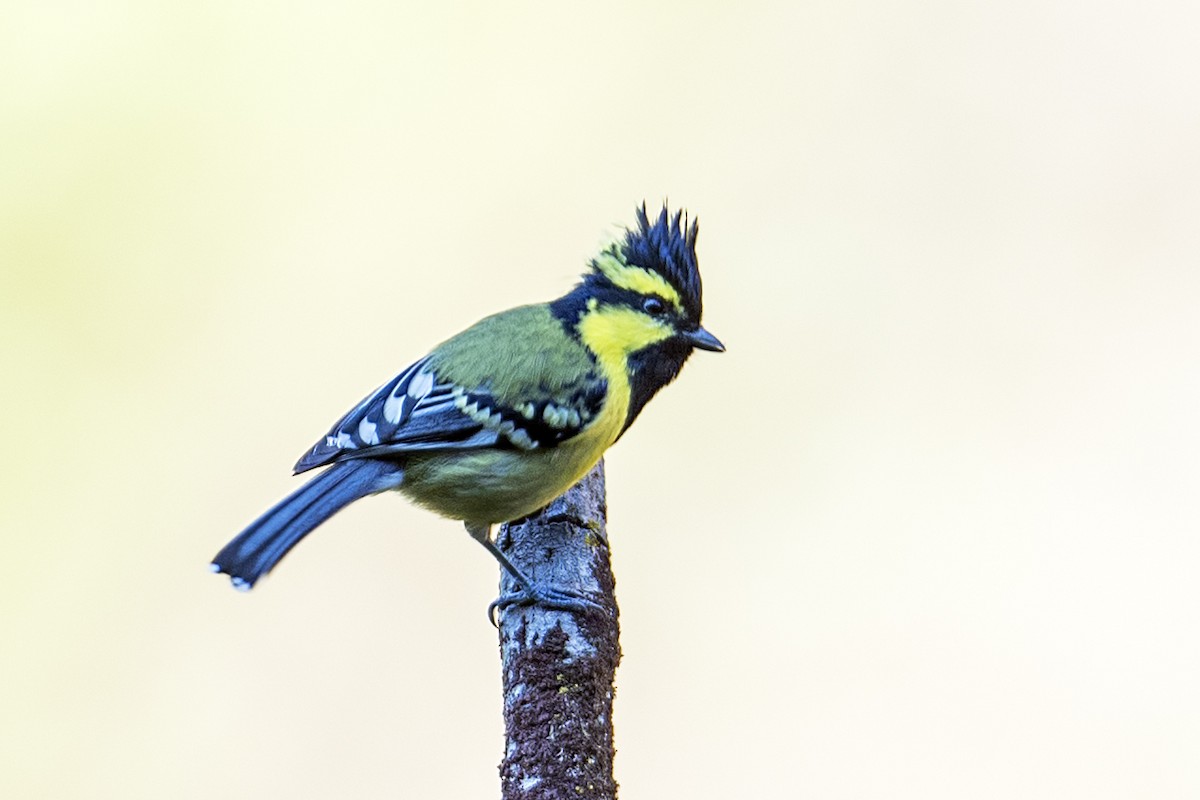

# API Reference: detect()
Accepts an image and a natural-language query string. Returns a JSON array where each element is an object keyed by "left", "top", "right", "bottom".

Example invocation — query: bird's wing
[
  {"left": 293, "top": 356, "right": 607, "bottom": 474},
  {"left": 294, "top": 357, "right": 489, "bottom": 473}
]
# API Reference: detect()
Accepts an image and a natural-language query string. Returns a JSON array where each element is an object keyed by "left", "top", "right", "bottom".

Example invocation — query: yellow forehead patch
[{"left": 593, "top": 252, "right": 683, "bottom": 312}]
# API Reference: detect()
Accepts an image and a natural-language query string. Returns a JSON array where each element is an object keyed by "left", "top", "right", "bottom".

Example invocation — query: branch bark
[{"left": 494, "top": 459, "right": 621, "bottom": 800}]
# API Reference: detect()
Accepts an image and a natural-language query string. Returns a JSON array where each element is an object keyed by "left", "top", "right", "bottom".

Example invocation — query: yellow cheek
[{"left": 577, "top": 306, "right": 674, "bottom": 366}]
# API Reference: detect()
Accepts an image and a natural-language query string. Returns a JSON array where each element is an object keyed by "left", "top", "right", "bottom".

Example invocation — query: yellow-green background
[{"left": 3, "top": 2, "right": 1198, "bottom": 797}]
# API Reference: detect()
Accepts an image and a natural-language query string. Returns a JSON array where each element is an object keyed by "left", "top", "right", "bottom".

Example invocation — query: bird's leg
[{"left": 464, "top": 523, "right": 604, "bottom": 625}]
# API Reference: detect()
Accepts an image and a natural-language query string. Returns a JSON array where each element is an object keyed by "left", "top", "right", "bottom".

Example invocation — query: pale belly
[{"left": 399, "top": 434, "right": 612, "bottom": 525}]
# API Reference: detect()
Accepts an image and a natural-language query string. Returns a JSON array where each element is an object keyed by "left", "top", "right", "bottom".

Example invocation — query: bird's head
[{"left": 553, "top": 203, "right": 724, "bottom": 432}]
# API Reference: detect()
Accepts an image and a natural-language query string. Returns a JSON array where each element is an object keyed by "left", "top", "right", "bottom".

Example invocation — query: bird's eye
[{"left": 642, "top": 297, "right": 667, "bottom": 316}]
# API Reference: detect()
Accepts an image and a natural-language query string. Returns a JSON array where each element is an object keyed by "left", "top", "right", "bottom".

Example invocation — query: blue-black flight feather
[{"left": 211, "top": 459, "right": 405, "bottom": 589}]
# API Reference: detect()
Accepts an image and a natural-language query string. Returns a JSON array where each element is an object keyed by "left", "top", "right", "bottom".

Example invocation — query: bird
[{"left": 211, "top": 203, "right": 724, "bottom": 615}]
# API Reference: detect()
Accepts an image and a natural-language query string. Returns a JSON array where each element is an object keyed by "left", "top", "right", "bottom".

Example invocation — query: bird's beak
[{"left": 684, "top": 326, "right": 725, "bottom": 352}]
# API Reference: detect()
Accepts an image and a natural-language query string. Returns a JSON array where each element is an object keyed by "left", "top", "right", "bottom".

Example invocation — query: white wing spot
[
  {"left": 358, "top": 417, "right": 380, "bottom": 445},
  {"left": 465, "top": 402, "right": 490, "bottom": 425},
  {"left": 507, "top": 427, "right": 537, "bottom": 450},
  {"left": 409, "top": 367, "right": 435, "bottom": 400},
  {"left": 542, "top": 404, "right": 572, "bottom": 429},
  {"left": 329, "top": 432, "right": 357, "bottom": 450},
  {"left": 383, "top": 393, "right": 408, "bottom": 425}
]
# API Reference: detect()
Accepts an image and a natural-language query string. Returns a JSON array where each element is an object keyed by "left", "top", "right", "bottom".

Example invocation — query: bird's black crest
[{"left": 620, "top": 203, "right": 703, "bottom": 319}]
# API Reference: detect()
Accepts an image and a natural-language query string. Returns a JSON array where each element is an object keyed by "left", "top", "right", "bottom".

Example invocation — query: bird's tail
[{"left": 211, "top": 459, "right": 405, "bottom": 590}]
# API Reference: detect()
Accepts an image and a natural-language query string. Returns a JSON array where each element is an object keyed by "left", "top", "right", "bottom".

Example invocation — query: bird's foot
[{"left": 488, "top": 583, "right": 606, "bottom": 627}]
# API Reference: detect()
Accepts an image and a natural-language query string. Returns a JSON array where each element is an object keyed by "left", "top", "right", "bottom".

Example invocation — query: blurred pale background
[{"left": 3, "top": 1, "right": 1198, "bottom": 797}]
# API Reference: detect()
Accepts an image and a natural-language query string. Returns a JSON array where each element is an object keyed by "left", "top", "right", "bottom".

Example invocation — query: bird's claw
[{"left": 488, "top": 584, "right": 606, "bottom": 627}]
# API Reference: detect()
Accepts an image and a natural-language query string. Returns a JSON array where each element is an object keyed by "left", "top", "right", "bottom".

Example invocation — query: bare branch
[{"left": 495, "top": 460, "right": 620, "bottom": 800}]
